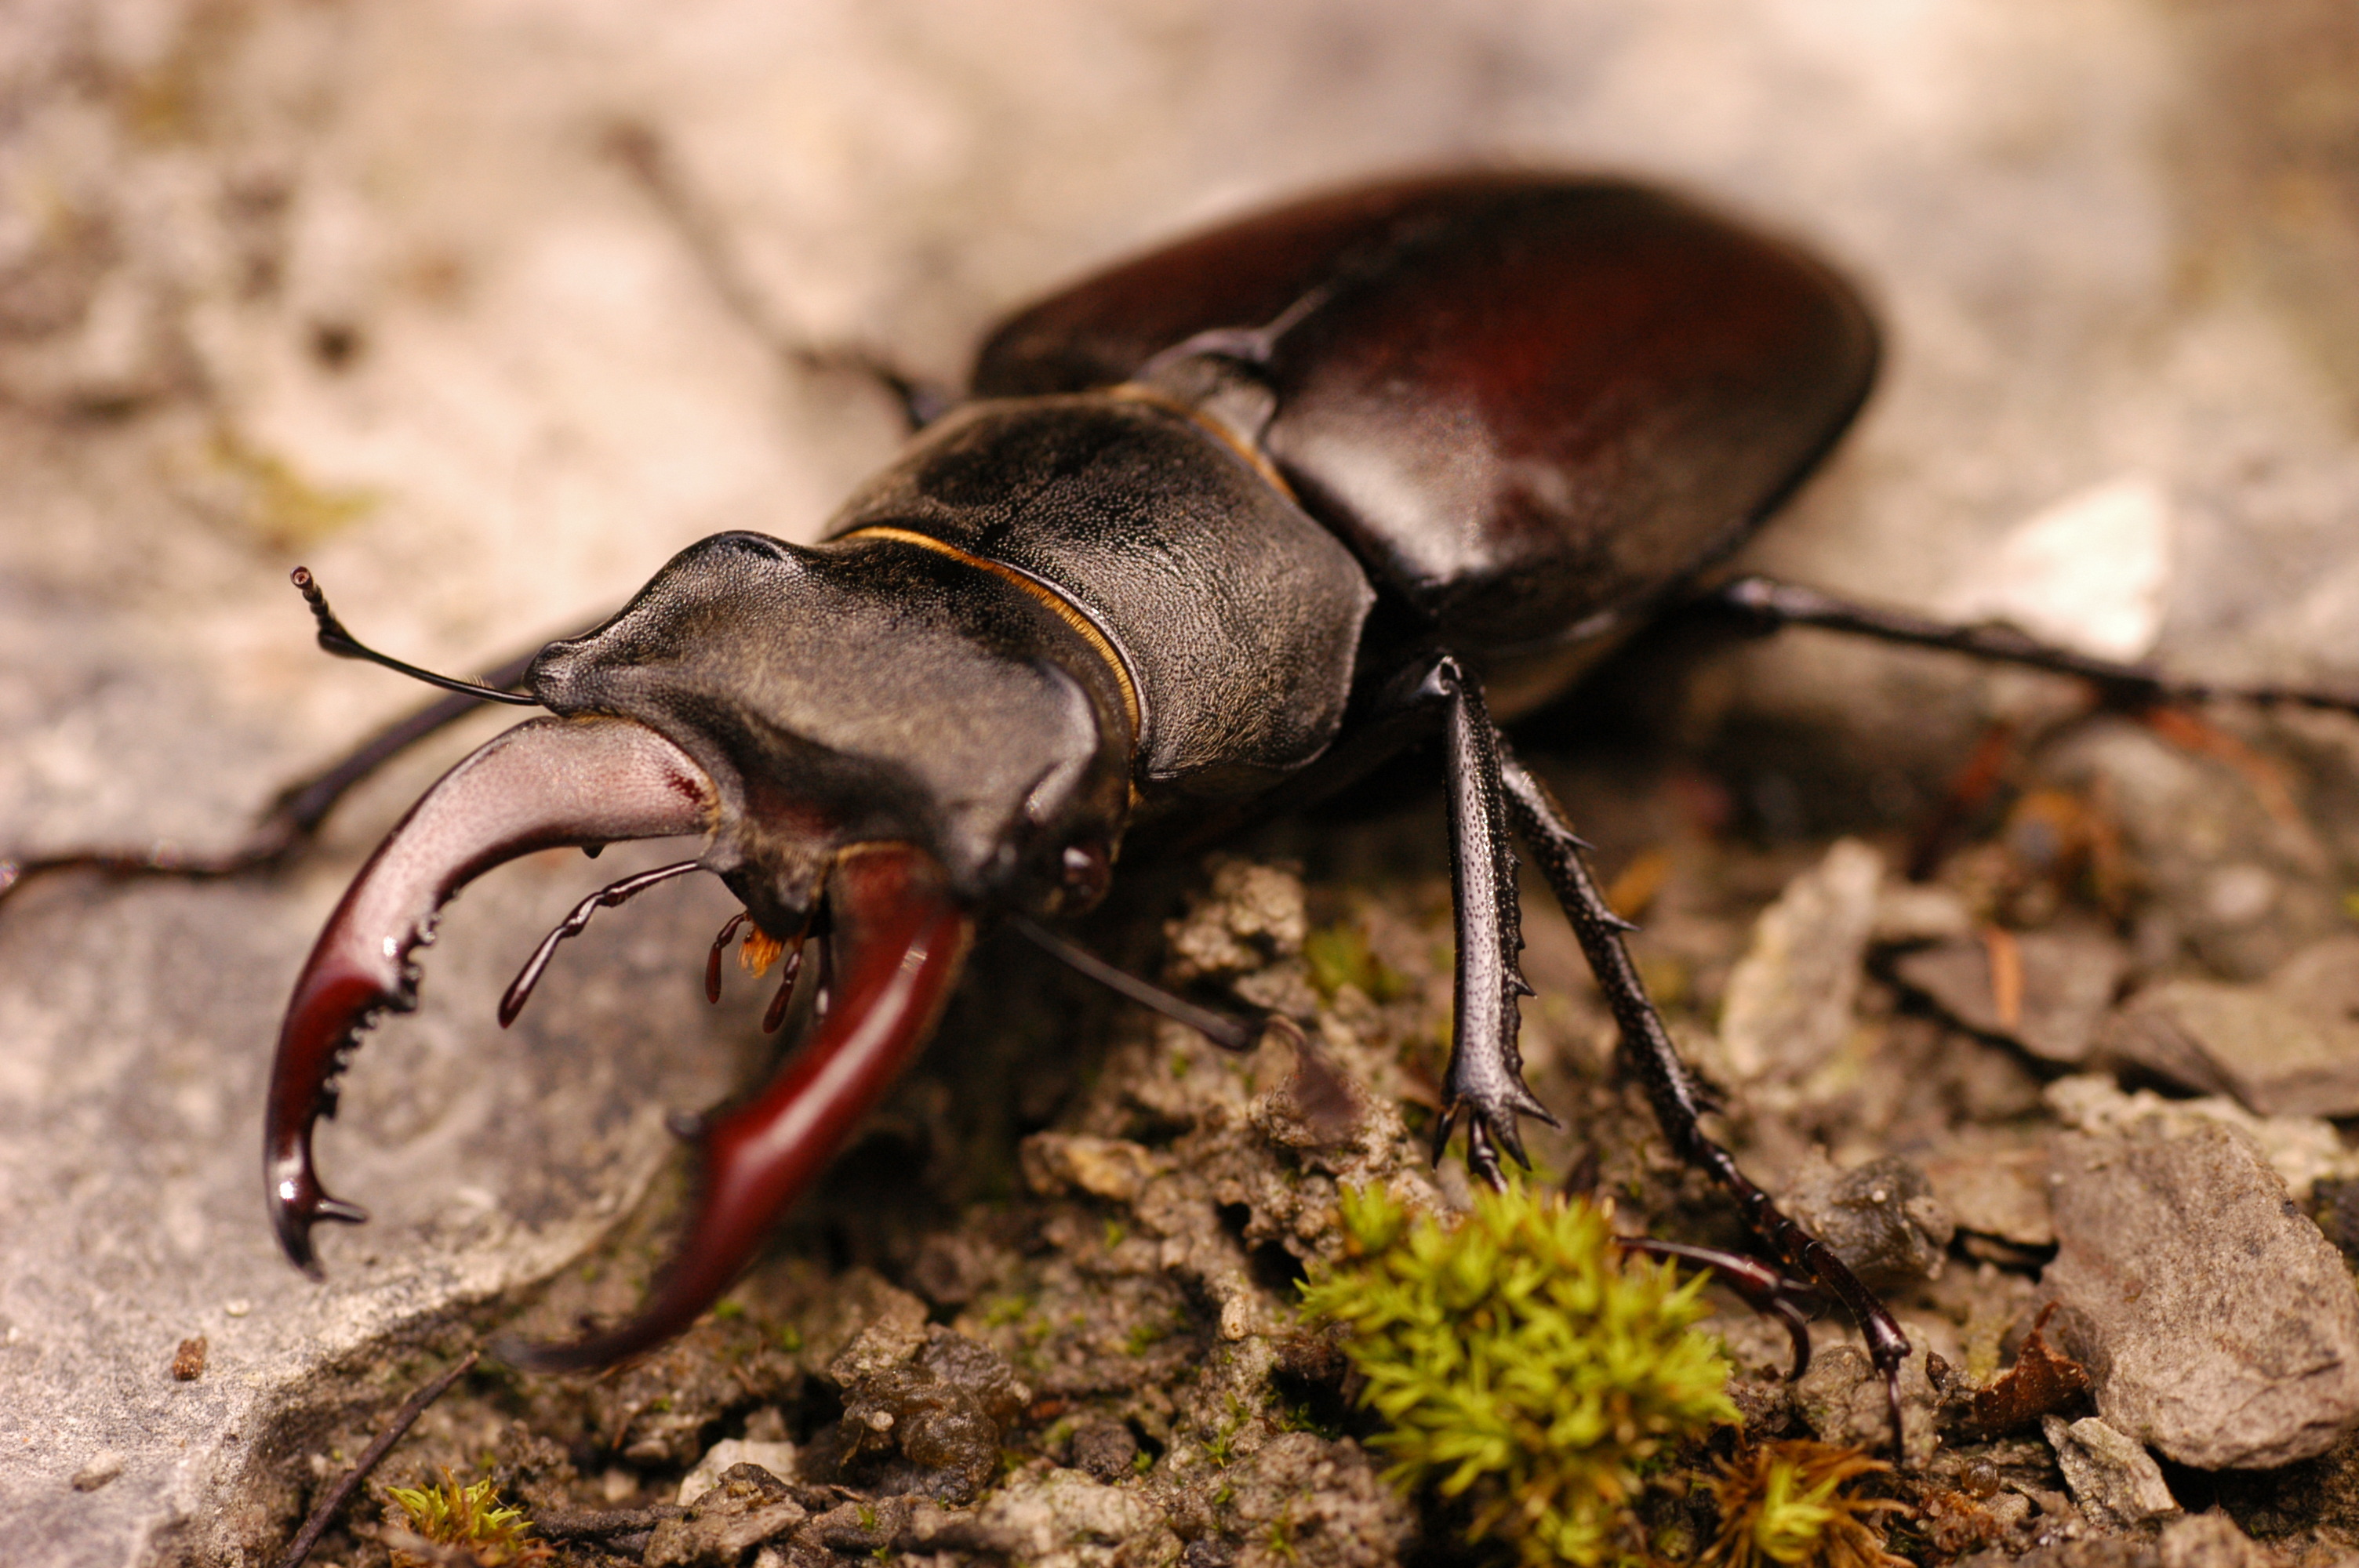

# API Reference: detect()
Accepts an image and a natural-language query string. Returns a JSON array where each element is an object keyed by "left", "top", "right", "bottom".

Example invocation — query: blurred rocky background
[{"left": 3, "top": 2, "right": 2359, "bottom": 1565}]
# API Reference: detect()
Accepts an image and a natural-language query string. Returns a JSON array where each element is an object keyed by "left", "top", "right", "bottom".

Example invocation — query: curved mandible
[
  {"left": 500, "top": 842, "right": 971, "bottom": 1373},
  {"left": 265, "top": 715, "right": 718, "bottom": 1274}
]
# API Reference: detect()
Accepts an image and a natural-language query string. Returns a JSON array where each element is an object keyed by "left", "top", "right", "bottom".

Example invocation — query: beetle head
[
  {"left": 265, "top": 528, "right": 1132, "bottom": 1354},
  {"left": 528, "top": 528, "right": 1132, "bottom": 943},
  {"left": 529, "top": 531, "right": 1134, "bottom": 932}
]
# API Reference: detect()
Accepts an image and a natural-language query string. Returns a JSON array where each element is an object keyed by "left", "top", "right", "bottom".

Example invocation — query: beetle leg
[
  {"left": 1493, "top": 734, "right": 1915, "bottom": 1456},
  {"left": 1428, "top": 657, "right": 1561, "bottom": 1180},
  {"left": 1008, "top": 912, "right": 1265, "bottom": 1051},
  {"left": 0, "top": 645, "right": 550, "bottom": 913},
  {"left": 498, "top": 842, "right": 971, "bottom": 1372},
  {"left": 266, "top": 715, "right": 718, "bottom": 1275},
  {"left": 1711, "top": 575, "right": 2359, "bottom": 717},
  {"left": 1618, "top": 1236, "right": 1817, "bottom": 1381}
]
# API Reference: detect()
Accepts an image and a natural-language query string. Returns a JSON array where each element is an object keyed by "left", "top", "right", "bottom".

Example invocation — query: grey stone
[
  {"left": 2153, "top": 1514, "right": 2288, "bottom": 1568},
  {"left": 2045, "top": 1076, "right": 2359, "bottom": 1201},
  {"left": 2096, "top": 936, "right": 2359, "bottom": 1118},
  {"left": 1783, "top": 1151, "right": 1956, "bottom": 1284},
  {"left": 2041, "top": 1125, "right": 2359, "bottom": 1468},
  {"left": 1919, "top": 1129, "right": 2055, "bottom": 1248},
  {"left": 678, "top": 1439, "right": 801, "bottom": 1506},
  {"left": 1717, "top": 839, "right": 1883, "bottom": 1085},
  {"left": 901, "top": 1465, "right": 1165, "bottom": 1564},
  {"left": 2034, "top": 723, "right": 2343, "bottom": 983},
  {"left": 1957, "top": 1510, "right": 2284, "bottom": 1568},
  {"left": 1871, "top": 880, "right": 1977, "bottom": 946},
  {"left": 645, "top": 1463, "right": 806, "bottom": 1568},
  {"left": 2045, "top": 1414, "right": 2180, "bottom": 1530},
  {"left": 1892, "top": 920, "right": 2131, "bottom": 1065}
]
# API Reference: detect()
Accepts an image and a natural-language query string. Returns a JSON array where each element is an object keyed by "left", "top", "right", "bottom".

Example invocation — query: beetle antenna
[
  {"left": 290, "top": 568, "right": 542, "bottom": 706},
  {"left": 1008, "top": 913, "right": 1267, "bottom": 1052}
]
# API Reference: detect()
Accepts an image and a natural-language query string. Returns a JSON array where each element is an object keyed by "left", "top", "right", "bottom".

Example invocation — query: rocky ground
[
  {"left": 207, "top": 673, "right": 2359, "bottom": 1568},
  {"left": 7, "top": 2, "right": 2359, "bottom": 1566}
]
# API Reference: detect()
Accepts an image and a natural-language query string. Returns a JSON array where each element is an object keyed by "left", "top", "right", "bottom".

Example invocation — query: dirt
[{"left": 236, "top": 670, "right": 2359, "bottom": 1568}]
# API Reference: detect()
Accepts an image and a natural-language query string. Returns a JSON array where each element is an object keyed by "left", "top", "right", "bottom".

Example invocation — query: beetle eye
[{"left": 1059, "top": 841, "right": 1111, "bottom": 908}]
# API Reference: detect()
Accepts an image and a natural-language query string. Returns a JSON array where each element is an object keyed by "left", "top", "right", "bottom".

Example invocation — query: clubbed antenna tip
[{"left": 289, "top": 566, "right": 540, "bottom": 706}]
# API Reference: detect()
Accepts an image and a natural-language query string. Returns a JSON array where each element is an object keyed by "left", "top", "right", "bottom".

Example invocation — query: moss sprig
[
  {"left": 1297, "top": 1182, "right": 1737, "bottom": 1566},
  {"left": 383, "top": 1468, "right": 551, "bottom": 1567},
  {"left": 1703, "top": 1439, "right": 1909, "bottom": 1568}
]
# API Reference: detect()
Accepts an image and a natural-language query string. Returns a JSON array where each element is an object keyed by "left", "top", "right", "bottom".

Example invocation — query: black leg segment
[
  {"left": 0, "top": 645, "right": 545, "bottom": 910},
  {"left": 1712, "top": 575, "right": 2359, "bottom": 717},
  {"left": 1493, "top": 732, "right": 1914, "bottom": 1447},
  {"left": 1429, "top": 657, "right": 1559, "bottom": 1188}
]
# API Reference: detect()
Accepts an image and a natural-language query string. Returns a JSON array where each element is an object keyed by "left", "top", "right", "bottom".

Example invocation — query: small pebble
[
  {"left": 1070, "top": 1419, "right": 1140, "bottom": 1482},
  {"left": 171, "top": 1336, "right": 206, "bottom": 1381},
  {"left": 71, "top": 1452, "right": 124, "bottom": 1492},
  {"left": 221, "top": 1299, "right": 251, "bottom": 1319}
]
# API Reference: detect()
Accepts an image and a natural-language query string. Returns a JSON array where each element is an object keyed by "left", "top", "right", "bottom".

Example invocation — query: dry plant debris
[{"left": 1705, "top": 1440, "right": 1910, "bottom": 1568}]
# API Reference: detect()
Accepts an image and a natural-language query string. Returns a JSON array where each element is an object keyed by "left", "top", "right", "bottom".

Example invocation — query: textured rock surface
[
  {"left": 2096, "top": 936, "right": 2359, "bottom": 1118},
  {"left": 1920, "top": 1129, "right": 2056, "bottom": 1249},
  {"left": 643, "top": 1462, "right": 805, "bottom": 1568},
  {"left": 1783, "top": 1150, "right": 1956, "bottom": 1285},
  {"left": 1894, "top": 920, "right": 2131, "bottom": 1065},
  {"left": 2043, "top": 1414, "right": 2180, "bottom": 1531},
  {"left": 2041, "top": 1126, "right": 2359, "bottom": 1468},
  {"left": 1957, "top": 1511, "right": 2285, "bottom": 1568},
  {"left": 1794, "top": 1343, "right": 1941, "bottom": 1472},
  {"left": 676, "top": 1439, "right": 799, "bottom": 1507},
  {"left": 2046, "top": 1076, "right": 2359, "bottom": 1202},
  {"left": 1717, "top": 837, "right": 1883, "bottom": 1086}
]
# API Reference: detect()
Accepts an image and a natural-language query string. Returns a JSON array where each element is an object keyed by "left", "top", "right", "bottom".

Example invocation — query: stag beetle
[{"left": 11, "top": 172, "right": 2350, "bottom": 1438}]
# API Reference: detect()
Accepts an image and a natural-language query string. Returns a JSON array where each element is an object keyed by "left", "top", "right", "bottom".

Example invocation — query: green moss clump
[
  {"left": 1298, "top": 1182, "right": 1737, "bottom": 1566},
  {"left": 384, "top": 1468, "right": 550, "bottom": 1566}
]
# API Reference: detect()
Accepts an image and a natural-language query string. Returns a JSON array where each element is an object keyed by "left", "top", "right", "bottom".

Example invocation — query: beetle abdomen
[
  {"left": 975, "top": 175, "right": 1877, "bottom": 654},
  {"left": 824, "top": 396, "right": 1374, "bottom": 799}
]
